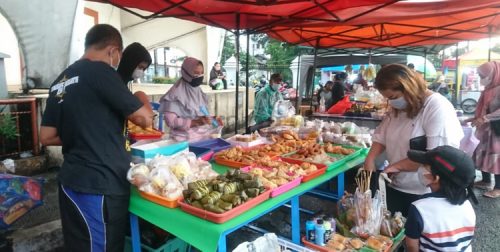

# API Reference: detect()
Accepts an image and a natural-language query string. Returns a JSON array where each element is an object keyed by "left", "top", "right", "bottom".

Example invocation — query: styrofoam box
[{"left": 131, "top": 139, "right": 188, "bottom": 163}]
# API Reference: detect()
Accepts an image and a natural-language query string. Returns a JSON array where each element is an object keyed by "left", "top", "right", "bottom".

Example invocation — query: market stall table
[
  {"left": 311, "top": 113, "right": 382, "bottom": 129},
  {"left": 129, "top": 153, "right": 367, "bottom": 252}
]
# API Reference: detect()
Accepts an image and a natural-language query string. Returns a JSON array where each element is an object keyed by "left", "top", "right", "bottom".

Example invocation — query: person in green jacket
[{"left": 250, "top": 73, "right": 283, "bottom": 132}]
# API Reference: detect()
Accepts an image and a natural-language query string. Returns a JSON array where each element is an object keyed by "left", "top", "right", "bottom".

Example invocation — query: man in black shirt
[{"left": 40, "top": 24, "right": 154, "bottom": 252}]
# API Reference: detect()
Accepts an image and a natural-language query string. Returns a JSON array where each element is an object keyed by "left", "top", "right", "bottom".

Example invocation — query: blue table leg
[
  {"left": 337, "top": 172, "right": 344, "bottom": 199},
  {"left": 218, "top": 233, "right": 227, "bottom": 252},
  {"left": 129, "top": 213, "right": 141, "bottom": 252},
  {"left": 291, "top": 196, "right": 300, "bottom": 244}
]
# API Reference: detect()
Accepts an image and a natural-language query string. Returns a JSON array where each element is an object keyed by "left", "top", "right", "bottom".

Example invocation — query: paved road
[{"left": 6, "top": 168, "right": 500, "bottom": 252}]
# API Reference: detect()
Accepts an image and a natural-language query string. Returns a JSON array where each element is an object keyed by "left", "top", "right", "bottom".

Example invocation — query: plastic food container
[
  {"left": 240, "top": 166, "right": 302, "bottom": 197},
  {"left": 178, "top": 190, "right": 271, "bottom": 223},
  {"left": 131, "top": 140, "right": 188, "bottom": 163},
  {"left": 188, "top": 146, "right": 213, "bottom": 161},
  {"left": 189, "top": 138, "right": 231, "bottom": 154},
  {"left": 226, "top": 135, "right": 266, "bottom": 148},
  {"left": 138, "top": 190, "right": 180, "bottom": 208}
]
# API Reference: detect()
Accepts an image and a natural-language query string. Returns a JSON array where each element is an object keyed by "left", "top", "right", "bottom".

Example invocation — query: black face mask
[{"left": 189, "top": 76, "right": 204, "bottom": 87}]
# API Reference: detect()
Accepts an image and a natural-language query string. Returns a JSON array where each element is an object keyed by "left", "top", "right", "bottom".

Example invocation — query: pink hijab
[
  {"left": 158, "top": 57, "right": 208, "bottom": 119},
  {"left": 475, "top": 61, "right": 500, "bottom": 118}
]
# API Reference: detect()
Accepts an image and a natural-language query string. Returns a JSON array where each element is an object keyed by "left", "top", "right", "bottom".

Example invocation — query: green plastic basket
[
  {"left": 124, "top": 236, "right": 191, "bottom": 252},
  {"left": 280, "top": 144, "right": 364, "bottom": 172}
]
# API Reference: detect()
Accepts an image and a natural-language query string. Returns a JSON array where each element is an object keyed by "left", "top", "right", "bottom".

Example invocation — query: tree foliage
[
  {"left": 264, "top": 38, "right": 300, "bottom": 82},
  {"left": 221, "top": 32, "right": 235, "bottom": 65}
]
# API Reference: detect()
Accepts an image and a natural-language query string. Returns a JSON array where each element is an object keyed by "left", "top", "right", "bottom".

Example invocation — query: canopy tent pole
[
  {"left": 454, "top": 43, "right": 459, "bottom": 106},
  {"left": 309, "top": 39, "right": 319, "bottom": 113},
  {"left": 488, "top": 26, "right": 492, "bottom": 62},
  {"left": 235, "top": 14, "right": 240, "bottom": 135},
  {"left": 245, "top": 31, "right": 250, "bottom": 133},
  {"left": 424, "top": 49, "right": 427, "bottom": 79},
  {"left": 295, "top": 53, "right": 301, "bottom": 113}
]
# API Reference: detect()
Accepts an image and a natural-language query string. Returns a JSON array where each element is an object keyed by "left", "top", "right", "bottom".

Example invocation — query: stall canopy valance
[
  {"left": 266, "top": 1, "right": 500, "bottom": 49},
  {"left": 88, "top": 0, "right": 398, "bottom": 30}
]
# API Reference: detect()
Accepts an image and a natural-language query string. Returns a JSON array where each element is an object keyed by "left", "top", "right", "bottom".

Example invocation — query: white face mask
[
  {"left": 417, "top": 167, "right": 432, "bottom": 187},
  {"left": 109, "top": 48, "right": 121, "bottom": 70},
  {"left": 132, "top": 68, "right": 145, "bottom": 80},
  {"left": 272, "top": 83, "right": 281, "bottom": 91},
  {"left": 480, "top": 75, "right": 492, "bottom": 86},
  {"left": 389, "top": 96, "right": 408, "bottom": 110}
]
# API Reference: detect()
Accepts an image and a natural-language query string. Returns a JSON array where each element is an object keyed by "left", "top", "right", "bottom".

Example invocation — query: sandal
[
  {"left": 483, "top": 189, "right": 500, "bottom": 198},
  {"left": 474, "top": 181, "right": 493, "bottom": 190}
]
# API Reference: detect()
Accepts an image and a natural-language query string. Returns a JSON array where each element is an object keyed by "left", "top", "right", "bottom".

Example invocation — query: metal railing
[{"left": 0, "top": 98, "right": 39, "bottom": 158}]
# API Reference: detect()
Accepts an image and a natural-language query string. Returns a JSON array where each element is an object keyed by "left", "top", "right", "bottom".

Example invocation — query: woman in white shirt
[{"left": 364, "top": 64, "right": 463, "bottom": 216}]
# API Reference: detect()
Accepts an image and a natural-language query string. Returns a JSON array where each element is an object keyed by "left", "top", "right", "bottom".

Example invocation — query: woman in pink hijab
[
  {"left": 158, "top": 57, "right": 213, "bottom": 141},
  {"left": 466, "top": 61, "right": 500, "bottom": 198}
]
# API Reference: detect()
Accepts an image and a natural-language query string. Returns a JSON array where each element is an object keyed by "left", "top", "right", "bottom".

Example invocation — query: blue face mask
[{"left": 389, "top": 96, "right": 408, "bottom": 110}]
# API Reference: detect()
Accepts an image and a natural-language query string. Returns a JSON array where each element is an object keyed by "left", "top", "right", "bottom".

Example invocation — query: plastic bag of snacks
[
  {"left": 142, "top": 166, "right": 184, "bottom": 201},
  {"left": 148, "top": 151, "right": 218, "bottom": 189},
  {"left": 0, "top": 174, "right": 44, "bottom": 229},
  {"left": 272, "top": 100, "right": 296, "bottom": 120}
]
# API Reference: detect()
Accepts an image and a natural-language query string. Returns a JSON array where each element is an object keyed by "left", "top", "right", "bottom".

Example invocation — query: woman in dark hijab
[{"left": 117, "top": 42, "right": 152, "bottom": 85}]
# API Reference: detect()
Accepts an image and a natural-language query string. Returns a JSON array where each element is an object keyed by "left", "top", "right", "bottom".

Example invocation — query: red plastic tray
[
  {"left": 129, "top": 128, "right": 163, "bottom": 140},
  {"left": 178, "top": 190, "right": 271, "bottom": 223},
  {"left": 240, "top": 166, "right": 302, "bottom": 197},
  {"left": 301, "top": 236, "right": 393, "bottom": 252},
  {"left": 279, "top": 158, "right": 327, "bottom": 182}
]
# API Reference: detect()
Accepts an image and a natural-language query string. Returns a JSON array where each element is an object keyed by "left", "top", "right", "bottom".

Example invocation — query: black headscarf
[{"left": 117, "top": 42, "right": 152, "bottom": 84}]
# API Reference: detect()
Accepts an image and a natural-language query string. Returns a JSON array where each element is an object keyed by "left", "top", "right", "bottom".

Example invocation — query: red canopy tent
[
  {"left": 90, "top": 0, "right": 397, "bottom": 31},
  {"left": 265, "top": 4, "right": 500, "bottom": 48}
]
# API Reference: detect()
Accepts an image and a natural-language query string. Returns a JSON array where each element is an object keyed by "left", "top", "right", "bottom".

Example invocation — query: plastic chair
[{"left": 150, "top": 102, "right": 163, "bottom": 131}]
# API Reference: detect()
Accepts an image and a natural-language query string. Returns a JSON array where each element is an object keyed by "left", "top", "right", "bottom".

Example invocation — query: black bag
[
  {"left": 409, "top": 135, "right": 427, "bottom": 151},
  {"left": 491, "top": 119, "right": 500, "bottom": 136}
]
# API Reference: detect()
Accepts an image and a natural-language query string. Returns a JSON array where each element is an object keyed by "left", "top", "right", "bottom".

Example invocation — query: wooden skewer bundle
[{"left": 356, "top": 170, "right": 372, "bottom": 193}]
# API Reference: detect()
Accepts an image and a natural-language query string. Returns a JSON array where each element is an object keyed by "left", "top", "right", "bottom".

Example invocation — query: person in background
[
  {"left": 407, "top": 63, "right": 415, "bottom": 71},
  {"left": 250, "top": 73, "right": 283, "bottom": 132},
  {"left": 317, "top": 81, "right": 334, "bottom": 110},
  {"left": 429, "top": 75, "right": 451, "bottom": 100},
  {"left": 364, "top": 64, "right": 463, "bottom": 216},
  {"left": 209, "top": 62, "right": 227, "bottom": 90},
  {"left": 159, "top": 57, "right": 213, "bottom": 141},
  {"left": 466, "top": 61, "right": 500, "bottom": 198},
  {"left": 117, "top": 42, "right": 152, "bottom": 86},
  {"left": 353, "top": 65, "right": 367, "bottom": 91},
  {"left": 332, "top": 72, "right": 347, "bottom": 101},
  {"left": 405, "top": 146, "right": 477, "bottom": 252},
  {"left": 40, "top": 24, "right": 154, "bottom": 252},
  {"left": 335, "top": 71, "right": 350, "bottom": 91}
]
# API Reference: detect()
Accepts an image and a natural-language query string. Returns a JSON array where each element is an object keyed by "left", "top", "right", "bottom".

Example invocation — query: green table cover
[{"left": 129, "top": 153, "right": 367, "bottom": 252}]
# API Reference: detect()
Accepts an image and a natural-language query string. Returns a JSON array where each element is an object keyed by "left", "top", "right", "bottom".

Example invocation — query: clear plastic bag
[{"left": 272, "top": 100, "right": 296, "bottom": 120}]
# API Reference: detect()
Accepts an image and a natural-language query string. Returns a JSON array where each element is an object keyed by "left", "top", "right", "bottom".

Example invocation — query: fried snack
[
  {"left": 366, "top": 236, "right": 384, "bottom": 251},
  {"left": 324, "top": 143, "right": 355, "bottom": 155},
  {"left": 349, "top": 238, "right": 364, "bottom": 249},
  {"left": 215, "top": 146, "right": 272, "bottom": 165},
  {"left": 326, "top": 241, "right": 345, "bottom": 251},
  {"left": 128, "top": 121, "right": 159, "bottom": 134},
  {"left": 331, "top": 233, "right": 348, "bottom": 244}
]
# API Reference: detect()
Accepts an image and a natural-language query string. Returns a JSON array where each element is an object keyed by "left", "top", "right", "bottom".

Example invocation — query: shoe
[
  {"left": 483, "top": 189, "right": 500, "bottom": 198},
  {"left": 474, "top": 181, "right": 493, "bottom": 190}
]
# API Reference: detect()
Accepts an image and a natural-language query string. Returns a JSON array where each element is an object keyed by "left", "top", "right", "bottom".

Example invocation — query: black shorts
[{"left": 58, "top": 184, "right": 129, "bottom": 252}]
